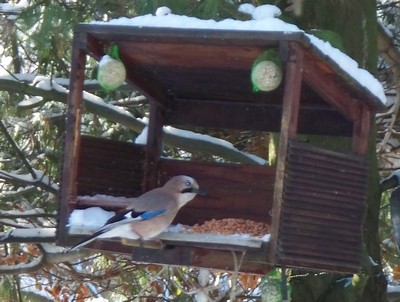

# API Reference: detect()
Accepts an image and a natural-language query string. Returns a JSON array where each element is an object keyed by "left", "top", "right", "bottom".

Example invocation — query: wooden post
[
  {"left": 143, "top": 100, "right": 165, "bottom": 191},
  {"left": 352, "top": 104, "right": 371, "bottom": 156},
  {"left": 268, "top": 42, "right": 304, "bottom": 264},
  {"left": 57, "top": 33, "right": 86, "bottom": 246}
]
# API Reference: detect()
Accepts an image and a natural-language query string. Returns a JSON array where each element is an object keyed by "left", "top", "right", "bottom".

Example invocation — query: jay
[{"left": 69, "top": 175, "right": 204, "bottom": 251}]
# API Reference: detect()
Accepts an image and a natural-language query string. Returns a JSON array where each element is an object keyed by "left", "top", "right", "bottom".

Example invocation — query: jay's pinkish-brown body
[{"left": 69, "top": 175, "right": 203, "bottom": 251}]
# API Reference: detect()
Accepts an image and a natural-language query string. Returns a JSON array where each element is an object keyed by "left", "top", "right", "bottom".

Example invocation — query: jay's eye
[{"left": 185, "top": 181, "right": 191, "bottom": 187}]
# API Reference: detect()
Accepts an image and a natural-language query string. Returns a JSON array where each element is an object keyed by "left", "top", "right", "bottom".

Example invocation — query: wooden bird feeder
[{"left": 57, "top": 24, "right": 385, "bottom": 275}]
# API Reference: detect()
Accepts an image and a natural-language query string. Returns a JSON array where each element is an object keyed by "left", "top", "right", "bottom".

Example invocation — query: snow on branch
[
  {"left": 0, "top": 169, "right": 59, "bottom": 194},
  {"left": 0, "top": 74, "right": 266, "bottom": 165},
  {"left": 0, "top": 208, "right": 55, "bottom": 219},
  {"left": 0, "top": 118, "right": 59, "bottom": 194},
  {"left": 0, "top": 228, "right": 56, "bottom": 243},
  {"left": 0, "top": 218, "right": 33, "bottom": 229},
  {"left": 0, "top": 240, "right": 84, "bottom": 275},
  {"left": 164, "top": 126, "right": 267, "bottom": 165},
  {"left": 0, "top": 254, "right": 45, "bottom": 276},
  {"left": 0, "top": 0, "right": 28, "bottom": 16}
]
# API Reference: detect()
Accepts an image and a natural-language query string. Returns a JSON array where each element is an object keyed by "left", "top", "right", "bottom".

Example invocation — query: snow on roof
[
  {"left": 89, "top": 4, "right": 386, "bottom": 105},
  {"left": 91, "top": 4, "right": 300, "bottom": 33}
]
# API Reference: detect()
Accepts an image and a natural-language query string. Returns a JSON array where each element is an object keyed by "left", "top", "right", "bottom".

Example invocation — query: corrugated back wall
[
  {"left": 76, "top": 136, "right": 145, "bottom": 197},
  {"left": 277, "top": 140, "right": 368, "bottom": 273}
]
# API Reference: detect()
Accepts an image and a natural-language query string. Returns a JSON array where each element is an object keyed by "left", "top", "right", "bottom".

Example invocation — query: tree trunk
[{"left": 297, "top": 0, "right": 377, "bottom": 70}]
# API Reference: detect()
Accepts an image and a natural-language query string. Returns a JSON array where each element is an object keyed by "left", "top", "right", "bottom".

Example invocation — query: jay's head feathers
[{"left": 164, "top": 175, "right": 205, "bottom": 208}]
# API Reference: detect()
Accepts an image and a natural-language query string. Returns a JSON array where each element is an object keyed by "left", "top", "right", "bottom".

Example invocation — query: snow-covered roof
[{"left": 88, "top": 4, "right": 386, "bottom": 106}]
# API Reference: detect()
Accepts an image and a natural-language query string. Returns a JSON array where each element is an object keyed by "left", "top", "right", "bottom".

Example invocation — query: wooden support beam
[
  {"left": 268, "top": 41, "right": 304, "bottom": 264},
  {"left": 79, "top": 25, "right": 305, "bottom": 47},
  {"left": 89, "top": 240, "right": 271, "bottom": 274},
  {"left": 302, "top": 49, "right": 359, "bottom": 121},
  {"left": 143, "top": 100, "right": 165, "bottom": 190},
  {"left": 123, "top": 64, "right": 169, "bottom": 106},
  {"left": 165, "top": 99, "right": 352, "bottom": 135},
  {"left": 57, "top": 34, "right": 86, "bottom": 246},
  {"left": 352, "top": 104, "right": 372, "bottom": 156}
]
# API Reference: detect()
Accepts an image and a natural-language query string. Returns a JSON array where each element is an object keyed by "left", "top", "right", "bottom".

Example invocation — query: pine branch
[{"left": 0, "top": 120, "right": 37, "bottom": 178}]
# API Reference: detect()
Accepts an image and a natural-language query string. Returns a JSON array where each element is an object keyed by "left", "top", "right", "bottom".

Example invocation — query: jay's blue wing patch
[
  {"left": 139, "top": 209, "right": 166, "bottom": 220},
  {"left": 106, "top": 209, "right": 166, "bottom": 225}
]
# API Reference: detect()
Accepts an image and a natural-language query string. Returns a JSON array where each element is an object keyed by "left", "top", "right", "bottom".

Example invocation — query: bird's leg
[
  {"left": 121, "top": 229, "right": 144, "bottom": 247},
  {"left": 145, "top": 238, "right": 165, "bottom": 249},
  {"left": 121, "top": 237, "right": 165, "bottom": 249},
  {"left": 138, "top": 236, "right": 145, "bottom": 248}
]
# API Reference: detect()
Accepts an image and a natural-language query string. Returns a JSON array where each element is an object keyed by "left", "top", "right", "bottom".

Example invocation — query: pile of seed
[{"left": 190, "top": 218, "right": 269, "bottom": 238}]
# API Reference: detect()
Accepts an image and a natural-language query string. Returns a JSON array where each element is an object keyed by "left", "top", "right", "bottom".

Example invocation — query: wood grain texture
[
  {"left": 57, "top": 36, "right": 86, "bottom": 246},
  {"left": 277, "top": 140, "right": 368, "bottom": 273},
  {"left": 268, "top": 41, "right": 303, "bottom": 264}
]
